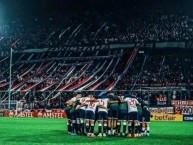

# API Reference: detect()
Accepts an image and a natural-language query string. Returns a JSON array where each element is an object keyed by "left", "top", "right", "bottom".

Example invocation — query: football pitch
[{"left": 0, "top": 118, "right": 193, "bottom": 145}]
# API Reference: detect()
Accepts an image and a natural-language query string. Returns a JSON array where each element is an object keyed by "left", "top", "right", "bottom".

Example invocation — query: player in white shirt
[
  {"left": 84, "top": 94, "right": 99, "bottom": 137},
  {"left": 97, "top": 97, "right": 109, "bottom": 137},
  {"left": 76, "top": 93, "right": 89, "bottom": 134},
  {"left": 125, "top": 94, "right": 141, "bottom": 138}
]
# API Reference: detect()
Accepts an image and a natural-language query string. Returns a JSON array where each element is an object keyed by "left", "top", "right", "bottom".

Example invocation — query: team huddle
[{"left": 65, "top": 92, "right": 151, "bottom": 138}]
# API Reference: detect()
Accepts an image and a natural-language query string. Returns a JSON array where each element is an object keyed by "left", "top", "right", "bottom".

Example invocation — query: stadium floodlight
[{"left": 8, "top": 47, "right": 13, "bottom": 110}]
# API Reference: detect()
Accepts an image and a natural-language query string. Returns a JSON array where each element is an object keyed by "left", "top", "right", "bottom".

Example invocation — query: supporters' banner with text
[
  {"left": 149, "top": 107, "right": 174, "bottom": 114},
  {"left": 175, "top": 106, "right": 193, "bottom": 115},
  {"left": 151, "top": 113, "right": 183, "bottom": 121},
  {"left": 172, "top": 100, "right": 193, "bottom": 106},
  {"left": 156, "top": 96, "right": 167, "bottom": 106}
]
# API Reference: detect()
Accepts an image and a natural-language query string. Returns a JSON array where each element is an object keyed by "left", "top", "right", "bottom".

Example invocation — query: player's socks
[
  {"left": 76, "top": 120, "right": 81, "bottom": 134},
  {"left": 86, "top": 124, "right": 90, "bottom": 134},
  {"left": 68, "top": 121, "right": 72, "bottom": 133},
  {"left": 68, "top": 124, "right": 71, "bottom": 132},
  {"left": 71, "top": 123, "right": 74, "bottom": 133},
  {"left": 80, "top": 123, "right": 84, "bottom": 134},
  {"left": 71, "top": 120, "right": 74, "bottom": 133},
  {"left": 67, "top": 120, "right": 69, "bottom": 131},
  {"left": 68, "top": 125, "right": 71, "bottom": 133},
  {"left": 103, "top": 123, "right": 107, "bottom": 134},
  {"left": 72, "top": 120, "right": 77, "bottom": 134},
  {"left": 146, "top": 124, "right": 150, "bottom": 136},
  {"left": 138, "top": 123, "right": 142, "bottom": 136},
  {"left": 107, "top": 127, "right": 111, "bottom": 135},
  {"left": 108, "top": 129, "right": 111, "bottom": 135},
  {"left": 138, "top": 125, "right": 141, "bottom": 137},
  {"left": 112, "top": 129, "right": 116, "bottom": 135},
  {"left": 113, "top": 119, "right": 117, "bottom": 135},
  {"left": 90, "top": 124, "right": 95, "bottom": 134},
  {"left": 98, "top": 123, "right": 102, "bottom": 134},
  {"left": 80, "top": 118, "right": 84, "bottom": 133},
  {"left": 128, "top": 123, "right": 132, "bottom": 137},
  {"left": 117, "top": 121, "right": 121, "bottom": 134},
  {"left": 73, "top": 123, "right": 77, "bottom": 133},
  {"left": 123, "top": 124, "right": 127, "bottom": 134},
  {"left": 75, "top": 122, "right": 78, "bottom": 134},
  {"left": 134, "top": 125, "right": 139, "bottom": 137},
  {"left": 128, "top": 124, "right": 132, "bottom": 133},
  {"left": 139, "top": 123, "right": 142, "bottom": 133}
]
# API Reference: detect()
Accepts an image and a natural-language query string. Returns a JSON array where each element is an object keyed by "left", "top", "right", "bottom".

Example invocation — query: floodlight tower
[{"left": 8, "top": 47, "right": 13, "bottom": 110}]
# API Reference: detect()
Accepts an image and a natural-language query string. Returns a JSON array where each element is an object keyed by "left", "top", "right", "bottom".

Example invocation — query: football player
[
  {"left": 125, "top": 93, "right": 141, "bottom": 138},
  {"left": 75, "top": 92, "right": 86, "bottom": 134},
  {"left": 76, "top": 93, "right": 88, "bottom": 134},
  {"left": 117, "top": 94, "right": 128, "bottom": 136},
  {"left": 107, "top": 92, "right": 119, "bottom": 136},
  {"left": 142, "top": 105, "right": 151, "bottom": 136},
  {"left": 84, "top": 94, "right": 99, "bottom": 137},
  {"left": 137, "top": 98, "right": 143, "bottom": 137},
  {"left": 65, "top": 99, "right": 73, "bottom": 134},
  {"left": 68, "top": 93, "right": 81, "bottom": 135},
  {"left": 97, "top": 96, "right": 109, "bottom": 137}
]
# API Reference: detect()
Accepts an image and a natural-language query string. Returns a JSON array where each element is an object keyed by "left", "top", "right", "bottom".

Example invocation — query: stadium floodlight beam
[{"left": 8, "top": 47, "right": 13, "bottom": 110}]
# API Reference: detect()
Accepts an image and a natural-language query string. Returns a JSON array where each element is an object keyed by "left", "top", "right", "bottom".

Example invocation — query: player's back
[
  {"left": 86, "top": 98, "right": 99, "bottom": 113},
  {"left": 98, "top": 98, "right": 108, "bottom": 112},
  {"left": 119, "top": 102, "right": 127, "bottom": 110},
  {"left": 125, "top": 97, "right": 139, "bottom": 113},
  {"left": 108, "top": 95, "right": 119, "bottom": 110},
  {"left": 78, "top": 97, "right": 89, "bottom": 110},
  {"left": 119, "top": 96, "right": 127, "bottom": 112},
  {"left": 142, "top": 106, "right": 151, "bottom": 116}
]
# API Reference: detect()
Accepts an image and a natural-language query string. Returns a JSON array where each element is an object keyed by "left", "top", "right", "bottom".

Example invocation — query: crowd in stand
[
  {"left": 0, "top": 8, "right": 193, "bottom": 50},
  {"left": 115, "top": 50, "right": 193, "bottom": 89}
]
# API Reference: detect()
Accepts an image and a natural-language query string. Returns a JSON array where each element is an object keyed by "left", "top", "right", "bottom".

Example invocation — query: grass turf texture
[{"left": 0, "top": 118, "right": 193, "bottom": 145}]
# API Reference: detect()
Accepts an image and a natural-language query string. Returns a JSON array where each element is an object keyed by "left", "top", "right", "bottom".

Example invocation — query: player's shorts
[
  {"left": 138, "top": 112, "right": 143, "bottom": 123},
  {"left": 85, "top": 110, "right": 95, "bottom": 121},
  {"left": 118, "top": 110, "right": 128, "bottom": 120},
  {"left": 128, "top": 111, "right": 138, "bottom": 121},
  {"left": 76, "top": 109, "right": 85, "bottom": 119},
  {"left": 98, "top": 111, "right": 108, "bottom": 121},
  {"left": 70, "top": 110, "right": 76, "bottom": 120},
  {"left": 143, "top": 111, "right": 151, "bottom": 123},
  {"left": 108, "top": 108, "right": 118, "bottom": 119},
  {"left": 65, "top": 107, "right": 71, "bottom": 119}
]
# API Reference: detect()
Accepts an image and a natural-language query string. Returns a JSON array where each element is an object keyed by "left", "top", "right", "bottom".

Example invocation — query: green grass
[{"left": 0, "top": 117, "right": 193, "bottom": 145}]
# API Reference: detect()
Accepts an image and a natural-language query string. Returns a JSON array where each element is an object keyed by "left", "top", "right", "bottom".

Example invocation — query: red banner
[{"left": 3, "top": 110, "right": 67, "bottom": 118}]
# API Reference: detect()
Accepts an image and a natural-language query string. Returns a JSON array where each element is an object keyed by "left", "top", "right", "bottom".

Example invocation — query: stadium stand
[{"left": 0, "top": 6, "right": 193, "bottom": 110}]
